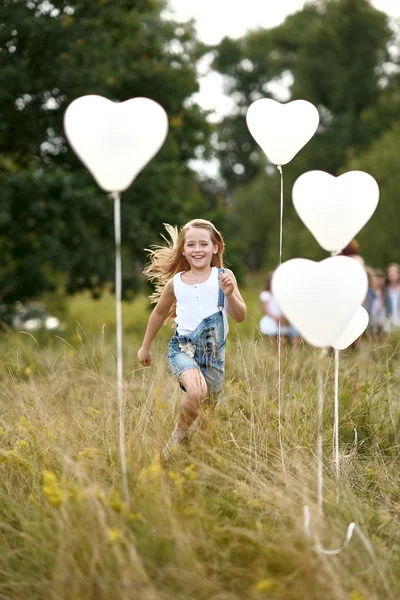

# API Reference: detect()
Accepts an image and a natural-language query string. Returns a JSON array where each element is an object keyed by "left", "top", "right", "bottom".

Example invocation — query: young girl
[{"left": 137, "top": 219, "right": 246, "bottom": 460}]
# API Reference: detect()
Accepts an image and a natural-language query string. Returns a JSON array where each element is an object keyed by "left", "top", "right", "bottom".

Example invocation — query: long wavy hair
[{"left": 144, "top": 219, "right": 225, "bottom": 321}]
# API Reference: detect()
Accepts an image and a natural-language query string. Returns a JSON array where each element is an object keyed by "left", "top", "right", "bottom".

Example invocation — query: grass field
[{"left": 1, "top": 281, "right": 400, "bottom": 600}]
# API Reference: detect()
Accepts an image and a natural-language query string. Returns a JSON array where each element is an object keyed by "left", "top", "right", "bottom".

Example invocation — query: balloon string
[
  {"left": 304, "top": 355, "right": 380, "bottom": 568},
  {"left": 277, "top": 164, "right": 286, "bottom": 483},
  {"left": 317, "top": 350, "right": 325, "bottom": 516},
  {"left": 278, "top": 165, "right": 284, "bottom": 266},
  {"left": 334, "top": 348, "right": 340, "bottom": 504},
  {"left": 304, "top": 351, "right": 371, "bottom": 558},
  {"left": 303, "top": 506, "right": 376, "bottom": 557},
  {"left": 304, "top": 507, "right": 385, "bottom": 590},
  {"left": 330, "top": 251, "right": 340, "bottom": 504},
  {"left": 111, "top": 191, "right": 130, "bottom": 509}
]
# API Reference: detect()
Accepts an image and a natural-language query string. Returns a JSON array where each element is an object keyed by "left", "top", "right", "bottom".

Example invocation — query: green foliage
[
  {"left": 211, "top": 0, "right": 400, "bottom": 267},
  {"left": 346, "top": 120, "right": 400, "bottom": 267},
  {"left": 213, "top": 0, "right": 395, "bottom": 184},
  {"left": 0, "top": 0, "right": 218, "bottom": 302}
]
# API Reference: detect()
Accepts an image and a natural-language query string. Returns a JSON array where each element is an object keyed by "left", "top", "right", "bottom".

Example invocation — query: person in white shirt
[
  {"left": 138, "top": 219, "right": 246, "bottom": 460},
  {"left": 259, "top": 272, "right": 290, "bottom": 338}
]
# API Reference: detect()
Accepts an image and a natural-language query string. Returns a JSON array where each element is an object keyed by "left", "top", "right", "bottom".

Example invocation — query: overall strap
[{"left": 217, "top": 268, "right": 225, "bottom": 313}]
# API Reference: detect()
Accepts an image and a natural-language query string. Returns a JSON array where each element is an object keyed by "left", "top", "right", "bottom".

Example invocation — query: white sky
[
  {"left": 164, "top": 0, "right": 400, "bottom": 176},
  {"left": 167, "top": 0, "right": 399, "bottom": 46}
]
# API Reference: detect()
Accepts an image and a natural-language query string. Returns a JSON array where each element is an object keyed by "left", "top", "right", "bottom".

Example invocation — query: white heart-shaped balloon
[
  {"left": 64, "top": 95, "right": 169, "bottom": 192},
  {"left": 272, "top": 256, "right": 368, "bottom": 348},
  {"left": 331, "top": 306, "right": 369, "bottom": 350},
  {"left": 246, "top": 98, "right": 319, "bottom": 166},
  {"left": 292, "top": 170, "right": 379, "bottom": 252}
]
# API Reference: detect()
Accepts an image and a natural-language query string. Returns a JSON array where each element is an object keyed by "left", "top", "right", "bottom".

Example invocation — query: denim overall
[{"left": 168, "top": 268, "right": 226, "bottom": 403}]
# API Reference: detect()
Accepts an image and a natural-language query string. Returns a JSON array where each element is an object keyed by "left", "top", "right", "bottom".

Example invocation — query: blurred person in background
[
  {"left": 364, "top": 267, "right": 387, "bottom": 338},
  {"left": 339, "top": 239, "right": 365, "bottom": 268},
  {"left": 385, "top": 263, "right": 400, "bottom": 330},
  {"left": 259, "top": 272, "right": 290, "bottom": 340},
  {"left": 259, "top": 271, "right": 302, "bottom": 347}
]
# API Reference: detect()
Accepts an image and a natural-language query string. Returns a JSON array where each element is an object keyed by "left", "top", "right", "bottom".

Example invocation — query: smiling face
[{"left": 182, "top": 227, "right": 219, "bottom": 270}]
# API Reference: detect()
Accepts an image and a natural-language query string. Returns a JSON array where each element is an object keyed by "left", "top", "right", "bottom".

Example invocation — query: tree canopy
[
  {"left": 1, "top": 0, "right": 400, "bottom": 302},
  {"left": 0, "top": 0, "right": 217, "bottom": 302},
  {"left": 211, "top": 0, "right": 400, "bottom": 269}
]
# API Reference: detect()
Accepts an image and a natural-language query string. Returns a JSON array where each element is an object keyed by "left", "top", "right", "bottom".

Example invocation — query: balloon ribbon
[
  {"left": 111, "top": 191, "right": 130, "bottom": 509},
  {"left": 277, "top": 164, "right": 286, "bottom": 482}
]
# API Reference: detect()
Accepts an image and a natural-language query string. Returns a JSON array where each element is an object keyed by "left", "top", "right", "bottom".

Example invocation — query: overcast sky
[
  {"left": 166, "top": 0, "right": 399, "bottom": 117},
  {"left": 167, "top": 0, "right": 399, "bottom": 45},
  {"left": 164, "top": 0, "right": 400, "bottom": 175}
]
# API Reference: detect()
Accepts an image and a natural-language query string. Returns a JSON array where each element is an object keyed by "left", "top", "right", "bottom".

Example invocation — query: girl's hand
[
  {"left": 219, "top": 271, "right": 235, "bottom": 297},
  {"left": 138, "top": 346, "right": 152, "bottom": 366}
]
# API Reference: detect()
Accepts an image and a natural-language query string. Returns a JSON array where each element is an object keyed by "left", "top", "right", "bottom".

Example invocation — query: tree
[
  {"left": 210, "top": 0, "right": 400, "bottom": 268},
  {"left": 0, "top": 0, "right": 216, "bottom": 302},
  {"left": 212, "top": 0, "right": 396, "bottom": 187},
  {"left": 345, "top": 121, "right": 400, "bottom": 267}
]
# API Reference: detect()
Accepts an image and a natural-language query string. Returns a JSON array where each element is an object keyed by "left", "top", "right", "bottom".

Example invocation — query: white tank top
[{"left": 174, "top": 267, "right": 229, "bottom": 337}]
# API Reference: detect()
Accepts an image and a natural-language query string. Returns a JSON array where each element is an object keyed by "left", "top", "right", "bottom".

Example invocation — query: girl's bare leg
[
  {"left": 162, "top": 369, "right": 208, "bottom": 460},
  {"left": 178, "top": 368, "right": 209, "bottom": 429},
  {"left": 191, "top": 399, "right": 217, "bottom": 440}
]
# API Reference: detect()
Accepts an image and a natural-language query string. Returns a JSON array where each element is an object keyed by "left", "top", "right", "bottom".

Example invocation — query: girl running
[{"left": 138, "top": 219, "right": 246, "bottom": 460}]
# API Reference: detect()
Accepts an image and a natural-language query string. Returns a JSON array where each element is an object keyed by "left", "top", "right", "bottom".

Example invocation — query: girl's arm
[
  {"left": 138, "top": 279, "right": 175, "bottom": 366},
  {"left": 219, "top": 269, "right": 247, "bottom": 323}
]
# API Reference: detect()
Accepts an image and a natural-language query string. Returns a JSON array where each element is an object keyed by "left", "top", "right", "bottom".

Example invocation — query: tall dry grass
[{"left": 0, "top": 304, "right": 400, "bottom": 599}]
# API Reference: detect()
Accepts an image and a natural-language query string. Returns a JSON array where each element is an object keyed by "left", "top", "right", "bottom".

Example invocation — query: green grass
[{"left": 0, "top": 280, "right": 400, "bottom": 599}]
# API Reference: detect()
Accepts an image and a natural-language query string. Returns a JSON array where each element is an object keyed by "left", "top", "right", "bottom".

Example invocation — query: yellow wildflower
[
  {"left": 140, "top": 454, "right": 161, "bottom": 485},
  {"left": 107, "top": 528, "right": 122, "bottom": 544},
  {"left": 78, "top": 447, "right": 98, "bottom": 461},
  {"left": 185, "top": 464, "right": 197, "bottom": 480},
  {"left": 42, "top": 470, "right": 65, "bottom": 507},
  {"left": 255, "top": 578, "right": 275, "bottom": 592},
  {"left": 168, "top": 471, "right": 185, "bottom": 494},
  {"left": 19, "top": 416, "right": 31, "bottom": 430},
  {"left": 107, "top": 489, "right": 126, "bottom": 514},
  {"left": 129, "top": 512, "right": 144, "bottom": 524},
  {"left": 350, "top": 592, "right": 368, "bottom": 600},
  {"left": 0, "top": 449, "right": 33, "bottom": 473},
  {"left": 15, "top": 439, "right": 29, "bottom": 452}
]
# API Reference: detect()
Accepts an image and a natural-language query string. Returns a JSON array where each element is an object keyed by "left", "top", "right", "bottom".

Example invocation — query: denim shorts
[{"left": 168, "top": 312, "right": 226, "bottom": 403}]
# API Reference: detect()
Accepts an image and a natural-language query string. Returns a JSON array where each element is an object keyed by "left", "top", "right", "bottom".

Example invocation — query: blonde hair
[{"left": 144, "top": 219, "right": 225, "bottom": 321}]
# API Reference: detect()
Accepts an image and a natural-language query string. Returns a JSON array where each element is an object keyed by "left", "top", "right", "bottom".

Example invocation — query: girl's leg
[
  {"left": 161, "top": 368, "right": 208, "bottom": 461},
  {"left": 178, "top": 368, "right": 209, "bottom": 429},
  {"left": 192, "top": 401, "right": 217, "bottom": 441}
]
